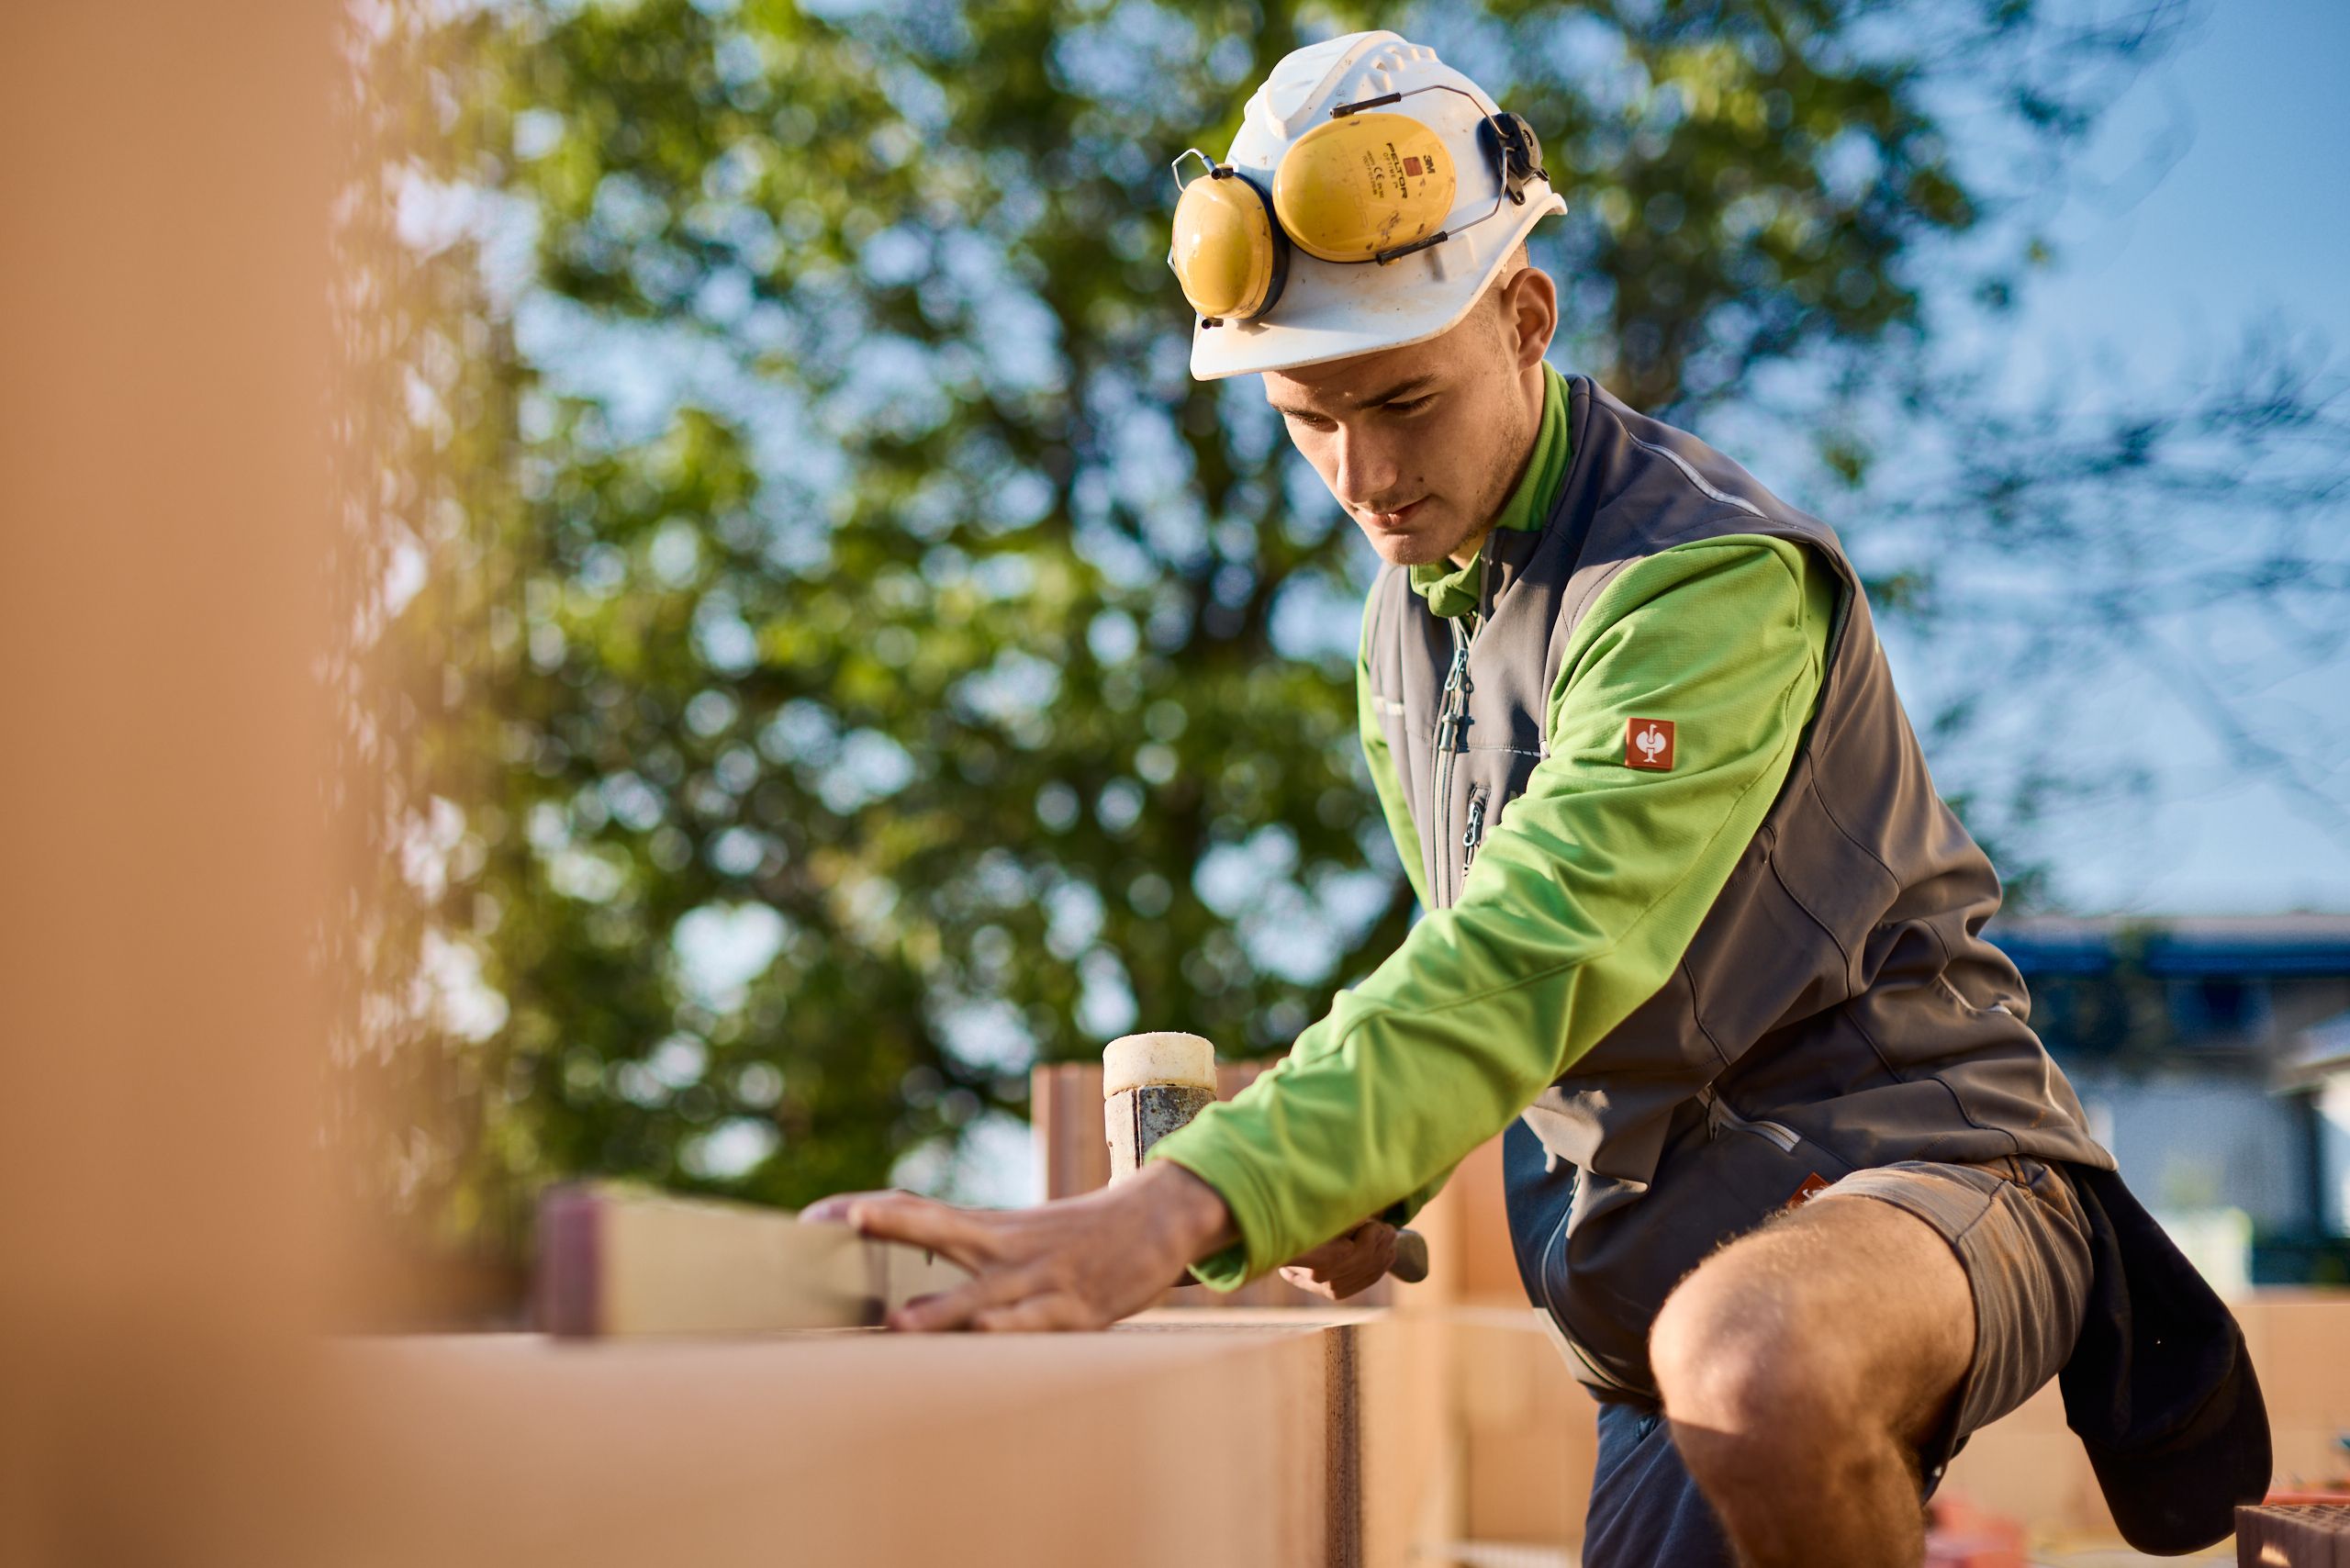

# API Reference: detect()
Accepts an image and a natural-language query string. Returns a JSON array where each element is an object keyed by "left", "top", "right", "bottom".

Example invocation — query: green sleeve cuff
[{"left": 1382, "top": 1160, "right": 1460, "bottom": 1227}]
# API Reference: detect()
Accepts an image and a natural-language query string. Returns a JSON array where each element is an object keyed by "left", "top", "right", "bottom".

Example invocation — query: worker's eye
[{"left": 1386, "top": 396, "right": 1434, "bottom": 415}]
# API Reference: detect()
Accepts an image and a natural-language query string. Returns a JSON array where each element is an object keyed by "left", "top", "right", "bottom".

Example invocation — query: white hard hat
[{"left": 1176, "top": 31, "right": 1566, "bottom": 382}]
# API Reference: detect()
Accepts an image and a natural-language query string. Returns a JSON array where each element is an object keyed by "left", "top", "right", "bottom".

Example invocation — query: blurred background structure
[
  {"left": 343, "top": 0, "right": 2350, "bottom": 1310},
  {"left": 1996, "top": 913, "right": 2350, "bottom": 1286}
]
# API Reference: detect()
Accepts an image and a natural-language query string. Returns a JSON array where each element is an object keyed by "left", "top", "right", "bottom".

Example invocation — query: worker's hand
[
  {"left": 1279, "top": 1218, "right": 1400, "bottom": 1301},
  {"left": 801, "top": 1159, "right": 1237, "bottom": 1332}
]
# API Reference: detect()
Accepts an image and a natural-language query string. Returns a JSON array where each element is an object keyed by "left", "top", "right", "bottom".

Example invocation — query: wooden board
[
  {"left": 534, "top": 1183, "right": 968, "bottom": 1337},
  {"left": 1451, "top": 1305, "right": 1597, "bottom": 1551},
  {"left": 322, "top": 1314, "right": 1402, "bottom": 1568}
]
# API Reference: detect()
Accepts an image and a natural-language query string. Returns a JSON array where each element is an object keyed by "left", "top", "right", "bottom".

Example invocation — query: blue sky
[
  {"left": 2006, "top": 0, "right": 2350, "bottom": 384},
  {"left": 1911, "top": 0, "right": 2350, "bottom": 914}
]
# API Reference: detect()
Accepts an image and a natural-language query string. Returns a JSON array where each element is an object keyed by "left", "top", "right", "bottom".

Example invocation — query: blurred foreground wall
[{"left": 0, "top": 6, "right": 342, "bottom": 1562}]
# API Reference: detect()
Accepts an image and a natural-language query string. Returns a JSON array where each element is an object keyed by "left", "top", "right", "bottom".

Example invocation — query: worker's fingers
[
  {"left": 1286, "top": 1241, "right": 1346, "bottom": 1275},
  {"left": 970, "top": 1292, "right": 1100, "bottom": 1333},
  {"left": 1278, "top": 1220, "right": 1399, "bottom": 1300},
  {"left": 1352, "top": 1223, "right": 1399, "bottom": 1281},
  {"left": 887, "top": 1260, "right": 1047, "bottom": 1332},
  {"left": 1280, "top": 1265, "right": 1342, "bottom": 1302},
  {"left": 1303, "top": 1260, "right": 1378, "bottom": 1299},
  {"left": 1286, "top": 1219, "right": 1393, "bottom": 1282},
  {"left": 841, "top": 1192, "right": 1008, "bottom": 1272},
  {"left": 799, "top": 1190, "right": 896, "bottom": 1226},
  {"left": 1284, "top": 1221, "right": 1372, "bottom": 1277}
]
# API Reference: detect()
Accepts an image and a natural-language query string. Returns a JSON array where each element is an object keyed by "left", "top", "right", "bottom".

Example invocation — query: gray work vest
[{"left": 1363, "top": 376, "right": 2114, "bottom": 1395}]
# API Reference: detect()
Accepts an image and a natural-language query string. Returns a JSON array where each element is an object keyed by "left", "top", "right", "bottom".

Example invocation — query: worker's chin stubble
[
  {"left": 1357, "top": 512, "right": 1473, "bottom": 568},
  {"left": 1363, "top": 451, "right": 1519, "bottom": 568}
]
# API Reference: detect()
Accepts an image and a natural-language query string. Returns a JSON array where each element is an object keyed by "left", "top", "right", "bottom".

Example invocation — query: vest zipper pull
[
  {"left": 1461, "top": 789, "right": 1487, "bottom": 869},
  {"left": 1436, "top": 622, "right": 1472, "bottom": 753}
]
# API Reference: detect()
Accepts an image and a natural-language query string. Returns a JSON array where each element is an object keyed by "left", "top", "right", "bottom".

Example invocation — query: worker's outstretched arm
[{"left": 1150, "top": 535, "right": 1837, "bottom": 1286}]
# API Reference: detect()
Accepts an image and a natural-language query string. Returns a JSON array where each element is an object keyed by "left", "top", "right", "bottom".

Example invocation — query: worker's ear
[{"left": 1499, "top": 265, "right": 1557, "bottom": 375}]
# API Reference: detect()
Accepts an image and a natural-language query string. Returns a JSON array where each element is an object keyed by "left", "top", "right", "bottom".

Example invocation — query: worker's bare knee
[{"left": 1651, "top": 1240, "right": 1861, "bottom": 1450}]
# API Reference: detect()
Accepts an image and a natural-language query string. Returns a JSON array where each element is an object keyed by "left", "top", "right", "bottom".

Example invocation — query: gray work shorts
[{"left": 1819, "top": 1156, "right": 2095, "bottom": 1473}]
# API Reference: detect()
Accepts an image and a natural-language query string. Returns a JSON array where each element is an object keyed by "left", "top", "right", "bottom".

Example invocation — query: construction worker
[{"left": 811, "top": 31, "right": 2261, "bottom": 1565}]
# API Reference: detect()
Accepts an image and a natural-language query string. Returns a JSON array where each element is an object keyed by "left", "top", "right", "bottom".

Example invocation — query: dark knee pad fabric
[{"left": 1583, "top": 1397, "right": 1738, "bottom": 1568}]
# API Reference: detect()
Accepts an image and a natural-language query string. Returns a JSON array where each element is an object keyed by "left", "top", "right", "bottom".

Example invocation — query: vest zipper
[
  {"left": 1461, "top": 785, "right": 1489, "bottom": 874},
  {"left": 1430, "top": 555, "right": 1492, "bottom": 906},
  {"left": 1697, "top": 1086, "right": 1802, "bottom": 1154},
  {"left": 1432, "top": 615, "right": 1472, "bottom": 904},
  {"left": 1436, "top": 616, "right": 1472, "bottom": 752}
]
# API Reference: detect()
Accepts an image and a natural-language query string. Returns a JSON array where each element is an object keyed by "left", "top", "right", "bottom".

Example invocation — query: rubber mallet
[{"left": 1102, "top": 1031, "right": 1429, "bottom": 1283}]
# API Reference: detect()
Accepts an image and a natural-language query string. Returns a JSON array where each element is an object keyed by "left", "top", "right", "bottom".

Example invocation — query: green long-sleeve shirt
[{"left": 1152, "top": 366, "right": 1839, "bottom": 1286}]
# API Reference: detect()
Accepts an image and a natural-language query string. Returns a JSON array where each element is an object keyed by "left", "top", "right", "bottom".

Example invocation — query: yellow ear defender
[
  {"left": 1169, "top": 86, "right": 1550, "bottom": 327},
  {"left": 1271, "top": 112, "right": 1456, "bottom": 263},
  {"left": 1169, "top": 157, "right": 1288, "bottom": 323}
]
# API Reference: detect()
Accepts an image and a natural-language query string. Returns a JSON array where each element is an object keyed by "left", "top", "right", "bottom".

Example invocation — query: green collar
[{"left": 1409, "top": 362, "right": 1570, "bottom": 619}]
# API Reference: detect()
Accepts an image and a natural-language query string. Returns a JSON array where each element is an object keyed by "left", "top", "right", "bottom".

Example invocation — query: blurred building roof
[{"left": 1988, "top": 913, "right": 2350, "bottom": 979}]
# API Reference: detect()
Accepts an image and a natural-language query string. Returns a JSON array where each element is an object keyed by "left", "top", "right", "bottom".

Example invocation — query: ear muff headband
[{"left": 1168, "top": 90, "right": 1550, "bottom": 327}]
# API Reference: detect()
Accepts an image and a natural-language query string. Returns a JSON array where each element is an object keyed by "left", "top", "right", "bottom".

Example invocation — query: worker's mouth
[{"left": 1364, "top": 498, "right": 1428, "bottom": 530}]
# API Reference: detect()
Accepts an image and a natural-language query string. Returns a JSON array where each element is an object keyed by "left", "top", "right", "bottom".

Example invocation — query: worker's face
[{"left": 1263, "top": 265, "right": 1559, "bottom": 569}]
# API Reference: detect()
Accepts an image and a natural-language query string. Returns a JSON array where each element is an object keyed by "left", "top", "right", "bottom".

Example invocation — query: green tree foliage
[{"left": 366, "top": 0, "right": 2199, "bottom": 1257}]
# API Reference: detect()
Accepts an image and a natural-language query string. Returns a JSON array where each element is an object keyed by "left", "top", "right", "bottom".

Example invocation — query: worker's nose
[{"left": 1331, "top": 424, "right": 1406, "bottom": 512}]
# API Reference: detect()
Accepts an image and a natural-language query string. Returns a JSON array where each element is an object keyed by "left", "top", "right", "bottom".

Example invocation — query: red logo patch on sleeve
[{"left": 1625, "top": 718, "right": 1675, "bottom": 770}]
